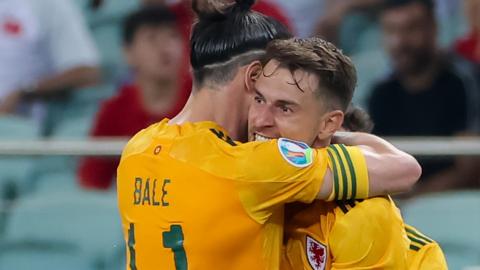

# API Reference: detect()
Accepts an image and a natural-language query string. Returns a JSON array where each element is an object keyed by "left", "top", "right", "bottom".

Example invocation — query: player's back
[
  {"left": 282, "top": 197, "right": 447, "bottom": 269},
  {"left": 117, "top": 120, "right": 267, "bottom": 269},
  {"left": 117, "top": 119, "right": 327, "bottom": 270},
  {"left": 282, "top": 197, "right": 410, "bottom": 270}
]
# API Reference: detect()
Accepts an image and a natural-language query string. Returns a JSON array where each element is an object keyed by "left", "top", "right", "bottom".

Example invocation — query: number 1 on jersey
[
  {"left": 163, "top": 225, "right": 188, "bottom": 270},
  {"left": 127, "top": 224, "right": 188, "bottom": 270}
]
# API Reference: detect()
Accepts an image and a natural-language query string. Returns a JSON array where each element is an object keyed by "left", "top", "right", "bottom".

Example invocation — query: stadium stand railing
[
  {"left": 0, "top": 137, "right": 479, "bottom": 156},
  {"left": 0, "top": 137, "right": 478, "bottom": 270}
]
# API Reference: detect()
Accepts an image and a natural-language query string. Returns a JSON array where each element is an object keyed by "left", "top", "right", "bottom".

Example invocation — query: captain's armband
[{"left": 326, "top": 144, "right": 369, "bottom": 201}]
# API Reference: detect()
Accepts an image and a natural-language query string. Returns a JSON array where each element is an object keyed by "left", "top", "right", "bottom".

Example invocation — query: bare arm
[
  {"left": 30, "top": 66, "right": 100, "bottom": 95},
  {"left": 413, "top": 155, "right": 480, "bottom": 195},
  {"left": 316, "top": 132, "right": 422, "bottom": 199},
  {"left": 0, "top": 66, "right": 100, "bottom": 114}
]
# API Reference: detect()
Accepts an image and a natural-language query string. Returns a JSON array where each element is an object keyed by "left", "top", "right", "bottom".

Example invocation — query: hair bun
[
  {"left": 234, "top": 0, "right": 255, "bottom": 11},
  {"left": 192, "top": 0, "right": 230, "bottom": 21},
  {"left": 192, "top": 0, "right": 256, "bottom": 21}
]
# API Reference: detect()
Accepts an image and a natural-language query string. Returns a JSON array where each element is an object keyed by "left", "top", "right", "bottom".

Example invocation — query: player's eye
[
  {"left": 254, "top": 95, "right": 265, "bottom": 104},
  {"left": 279, "top": 105, "right": 293, "bottom": 114}
]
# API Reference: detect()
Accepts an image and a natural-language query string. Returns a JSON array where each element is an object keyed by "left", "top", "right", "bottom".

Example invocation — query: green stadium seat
[
  {"left": 32, "top": 171, "right": 79, "bottom": 195},
  {"left": 401, "top": 191, "right": 480, "bottom": 270},
  {"left": 350, "top": 49, "right": 389, "bottom": 108},
  {"left": 339, "top": 12, "right": 381, "bottom": 55},
  {"left": 0, "top": 190, "right": 123, "bottom": 269},
  {"left": 0, "top": 249, "right": 91, "bottom": 270},
  {"left": 0, "top": 117, "right": 38, "bottom": 204},
  {"left": 83, "top": 0, "right": 137, "bottom": 83}
]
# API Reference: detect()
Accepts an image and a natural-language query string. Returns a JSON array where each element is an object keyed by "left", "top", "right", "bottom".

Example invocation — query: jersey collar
[{"left": 158, "top": 118, "right": 229, "bottom": 137}]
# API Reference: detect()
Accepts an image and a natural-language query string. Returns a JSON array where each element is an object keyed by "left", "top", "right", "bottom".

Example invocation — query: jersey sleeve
[
  {"left": 326, "top": 144, "right": 369, "bottom": 200},
  {"left": 169, "top": 132, "right": 369, "bottom": 224},
  {"left": 329, "top": 197, "right": 410, "bottom": 269},
  {"left": 406, "top": 225, "right": 448, "bottom": 270}
]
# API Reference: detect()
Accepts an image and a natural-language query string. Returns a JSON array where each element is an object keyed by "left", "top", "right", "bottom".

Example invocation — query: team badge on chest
[{"left": 306, "top": 235, "right": 327, "bottom": 270}]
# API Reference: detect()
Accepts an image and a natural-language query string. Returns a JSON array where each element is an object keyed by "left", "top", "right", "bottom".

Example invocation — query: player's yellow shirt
[
  {"left": 406, "top": 225, "right": 448, "bottom": 269},
  {"left": 282, "top": 197, "right": 447, "bottom": 270},
  {"left": 117, "top": 119, "right": 369, "bottom": 270}
]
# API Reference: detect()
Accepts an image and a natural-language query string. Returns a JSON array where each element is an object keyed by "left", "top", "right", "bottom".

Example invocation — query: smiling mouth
[{"left": 254, "top": 133, "right": 274, "bottom": 142}]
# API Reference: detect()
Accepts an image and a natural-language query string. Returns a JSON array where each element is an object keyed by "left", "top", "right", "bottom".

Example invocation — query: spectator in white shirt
[{"left": 0, "top": 0, "right": 100, "bottom": 123}]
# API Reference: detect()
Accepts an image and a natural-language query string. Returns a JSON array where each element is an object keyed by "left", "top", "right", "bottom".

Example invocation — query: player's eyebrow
[
  {"left": 255, "top": 87, "right": 299, "bottom": 108},
  {"left": 254, "top": 89, "right": 265, "bottom": 99},
  {"left": 274, "top": 99, "right": 299, "bottom": 107}
]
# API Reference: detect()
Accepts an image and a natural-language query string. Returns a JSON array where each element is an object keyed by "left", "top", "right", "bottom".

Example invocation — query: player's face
[
  {"left": 125, "top": 24, "right": 184, "bottom": 81},
  {"left": 248, "top": 60, "right": 327, "bottom": 145}
]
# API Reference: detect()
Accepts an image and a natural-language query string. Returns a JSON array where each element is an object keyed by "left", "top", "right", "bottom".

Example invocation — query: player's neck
[
  {"left": 170, "top": 85, "right": 247, "bottom": 141},
  {"left": 312, "top": 137, "right": 332, "bottom": 149}
]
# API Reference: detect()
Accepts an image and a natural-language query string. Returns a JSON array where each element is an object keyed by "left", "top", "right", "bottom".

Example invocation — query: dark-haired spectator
[
  {"left": 0, "top": 0, "right": 100, "bottom": 125},
  {"left": 78, "top": 6, "right": 190, "bottom": 190},
  {"left": 368, "top": 0, "right": 479, "bottom": 194}
]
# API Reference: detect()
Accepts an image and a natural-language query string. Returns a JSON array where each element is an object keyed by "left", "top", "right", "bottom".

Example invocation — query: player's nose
[{"left": 253, "top": 105, "right": 275, "bottom": 129}]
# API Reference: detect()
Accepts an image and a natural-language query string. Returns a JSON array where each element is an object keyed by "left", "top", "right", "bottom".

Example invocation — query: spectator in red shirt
[
  {"left": 455, "top": 0, "right": 480, "bottom": 63},
  {"left": 78, "top": 6, "right": 191, "bottom": 190}
]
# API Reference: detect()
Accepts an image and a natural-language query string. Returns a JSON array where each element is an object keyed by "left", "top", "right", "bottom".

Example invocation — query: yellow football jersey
[
  {"left": 117, "top": 119, "right": 369, "bottom": 270},
  {"left": 282, "top": 197, "right": 447, "bottom": 270},
  {"left": 406, "top": 225, "right": 448, "bottom": 269}
]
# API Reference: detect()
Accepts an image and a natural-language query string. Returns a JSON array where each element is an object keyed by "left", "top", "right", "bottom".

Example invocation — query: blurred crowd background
[{"left": 0, "top": 0, "right": 479, "bottom": 269}]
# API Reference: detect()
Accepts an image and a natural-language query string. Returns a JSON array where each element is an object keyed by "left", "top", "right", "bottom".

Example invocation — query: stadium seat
[
  {"left": 83, "top": 0, "right": 137, "bottom": 83},
  {"left": 0, "top": 189, "right": 124, "bottom": 269},
  {"left": 339, "top": 12, "right": 382, "bottom": 55},
  {"left": 401, "top": 191, "right": 480, "bottom": 270},
  {"left": 436, "top": 1, "right": 467, "bottom": 48},
  {"left": 0, "top": 117, "right": 38, "bottom": 206},
  {"left": 350, "top": 49, "right": 390, "bottom": 108},
  {"left": 0, "top": 116, "right": 39, "bottom": 139},
  {"left": 31, "top": 171, "right": 79, "bottom": 195}
]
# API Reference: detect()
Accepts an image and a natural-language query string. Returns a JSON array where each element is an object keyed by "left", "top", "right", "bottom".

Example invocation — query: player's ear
[
  {"left": 317, "top": 110, "right": 344, "bottom": 141},
  {"left": 244, "top": 60, "right": 262, "bottom": 93}
]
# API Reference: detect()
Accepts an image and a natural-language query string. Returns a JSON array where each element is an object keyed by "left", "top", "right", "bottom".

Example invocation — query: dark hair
[
  {"left": 190, "top": 0, "right": 292, "bottom": 87},
  {"left": 343, "top": 105, "right": 374, "bottom": 133},
  {"left": 123, "top": 6, "right": 177, "bottom": 46},
  {"left": 263, "top": 37, "right": 357, "bottom": 111},
  {"left": 382, "top": 0, "right": 435, "bottom": 17}
]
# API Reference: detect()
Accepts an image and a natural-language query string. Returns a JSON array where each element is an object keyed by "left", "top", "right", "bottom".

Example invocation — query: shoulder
[
  {"left": 120, "top": 122, "right": 160, "bottom": 160},
  {"left": 335, "top": 196, "right": 398, "bottom": 218},
  {"left": 332, "top": 197, "right": 404, "bottom": 238},
  {"left": 329, "top": 197, "right": 409, "bottom": 264}
]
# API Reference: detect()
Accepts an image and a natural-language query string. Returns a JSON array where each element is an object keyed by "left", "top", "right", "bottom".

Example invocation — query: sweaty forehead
[{"left": 261, "top": 60, "right": 319, "bottom": 94}]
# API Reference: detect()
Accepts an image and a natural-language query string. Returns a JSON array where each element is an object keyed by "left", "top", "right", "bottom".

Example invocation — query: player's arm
[{"left": 316, "top": 132, "right": 422, "bottom": 200}]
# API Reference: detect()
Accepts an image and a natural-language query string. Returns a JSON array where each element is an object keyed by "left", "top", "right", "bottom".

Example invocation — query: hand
[{"left": 0, "top": 90, "right": 23, "bottom": 115}]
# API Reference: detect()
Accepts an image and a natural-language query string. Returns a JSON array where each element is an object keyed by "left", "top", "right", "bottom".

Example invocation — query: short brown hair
[
  {"left": 343, "top": 105, "right": 374, "bottom": 133},
  {"left": 262, "top": 37, "right": 357, "bottom": 111}
]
